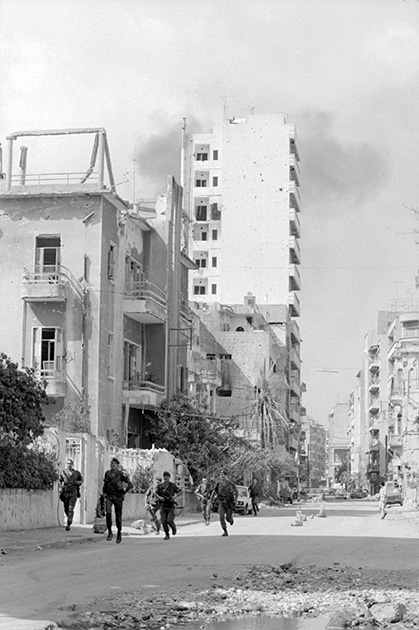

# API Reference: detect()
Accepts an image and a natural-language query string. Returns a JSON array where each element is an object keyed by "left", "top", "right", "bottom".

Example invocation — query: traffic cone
[{"left": 318, "top": 502, "right": 327, "bottom": 518}]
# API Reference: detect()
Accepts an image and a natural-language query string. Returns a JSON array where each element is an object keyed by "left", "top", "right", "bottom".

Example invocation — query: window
[
  {"left": 194, "top": 285, "right": 206, "bottom": 295},
  {"left": 211, "top": 284, "right": 217, "bottom": 295},
  {"left": 107, "top": 332, "right": 114, "bottom": 377},
  {"left": 213, "top": 150, "right": 218, "bottom": 160},
  {"left": 108, "top": 243, "right": 116, "bottom": 280},
  {"left": 212, "top": 176, "right": 218, "bottom": 187},
  {"left": 212, "top": 257, "right": 217, "bottom": 267},
  {"left": 201, "top": 232, "right": 208, "bottom": 241},
  {"left": 195, "top": 205, "right": 207, "bottom": 221},
  {"left": 212, "top": 229, "right": 218, "bottom": 240},
  {"left": 196, "top": 179, "right": 207, "bottom": 187},
  {"left": 35, "top": 236, "right": 61, "bottom": 276},
  {"left": 195, "top": 258, "right": 207, "bottom": 268},
  {"left": 84, "top": 254, "right": 90, "bottom": 282},
  {"left": 32, "top": 327, "right": 63, "bottom": 376},
  {"left": 196, "top": 153, "right": 208, "bottom": 161}
]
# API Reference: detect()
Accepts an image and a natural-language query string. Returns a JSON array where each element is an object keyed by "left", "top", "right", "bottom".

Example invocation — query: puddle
[{"left": 187, "top": 614, "right": 330, "bottom": 629}]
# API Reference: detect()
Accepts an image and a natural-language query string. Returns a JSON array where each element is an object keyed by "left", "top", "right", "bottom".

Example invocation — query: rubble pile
[{"left": 60, "top": 563, "right": 419, "bottom": 629}]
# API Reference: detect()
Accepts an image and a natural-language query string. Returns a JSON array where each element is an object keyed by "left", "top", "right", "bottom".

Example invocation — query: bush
[
  {"left": 0, "top": 444, "right": 59, "bottom": 490},
  {"left": 131, "top": 465, "right": 153, "bottom": 493}
]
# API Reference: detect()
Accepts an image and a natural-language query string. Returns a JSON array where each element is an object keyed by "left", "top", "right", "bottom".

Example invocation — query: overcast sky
[{"left": 1, "top": 0, "right": 419, "bottom": 424}]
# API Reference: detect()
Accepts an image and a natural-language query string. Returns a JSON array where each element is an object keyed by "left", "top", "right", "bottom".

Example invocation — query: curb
[{"left": 0, "top": 518, "right": 202, "bottom": 554}]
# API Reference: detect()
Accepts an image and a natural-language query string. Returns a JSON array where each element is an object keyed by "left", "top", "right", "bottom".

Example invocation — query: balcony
[
  {"left": 290, "top": 165, "right": 300, "bottom": 188},
  {"left": 22, "top": 265, "right": 84, "bottom": 302},
  {"left": 369, "top": 376, "right": 380, "bottom": 394},
  {"left": 122, "top": 380, "right": 165, "bottom": 408},
  {"left": 289, "top": 208, "right": 301, "bottom": 238},
  {"left": 366, "top": 461, "right": 380, "bottom": 474},
  {"left": 289, "top": 264, "right": 301, "bottom": 291},
  {"left": 36, "top": 364, "right": 66, "bottom": 397},
  {"left": 289, "top": 153, "right": 300, "bottom": 175},
  {"left": 389, "top": 434, "right": 403, "bottom": 449},
  {"left": 289, "top": 136, "right": 300, "bottom": 161},
  {"left": 289, "top": 404, "right": 300, "bottom": 423},
  {"left": 288, "top": 292, "right": 301, "bottom": 318},
  {"left": 124, "top": 280, "right": 167, "bottom": 324},
  {"left": 368, "top": 357, "right": 380, "bottom": 373},
  {"left": 194, "top": 357, "right": 222, "bottom": 386},
  {"left": 289, "top": 319, "right": 300, "bottom": 344},
  {"left": 289, "top": 345, "right": 301, "bottom": 370},
  {"left": 289, "top": 236, "right": 301, "bottom": 264},
  {"left": 369, "top": 397, "right": 380, "bottom": 414},
  {"left": 290, "top": 373, "right": 300, "bottom": 397},
  {"left": 289, "top": 182, "right": 301, "bottom": 212},
  {"left": 180, "top": 300, "right": 194, "bottom": 325},
  {"left": 389, "top": 382, "right": 403, "bottom": 404}
]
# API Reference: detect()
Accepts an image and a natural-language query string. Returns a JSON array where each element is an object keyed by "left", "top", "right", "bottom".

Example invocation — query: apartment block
[
  {"left": 184, "top": 113, "right": 303, "bottom": 453},
  {"left": 0, "top": 129, "right": 193, "bottom": 521}
]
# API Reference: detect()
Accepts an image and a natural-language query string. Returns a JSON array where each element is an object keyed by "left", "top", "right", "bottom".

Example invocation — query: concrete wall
[
  {"left": 0, "top": 488, "right": 60, "bottom": 531},
  {"left": 0, "top": 488, "right": 199, "bottom": 531}
]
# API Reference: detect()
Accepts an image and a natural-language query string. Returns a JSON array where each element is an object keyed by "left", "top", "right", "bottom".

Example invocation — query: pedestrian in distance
[
  {"left": 211, "top": 470, "right": 238, "bottom": 536},
  {"left": 379, "top": 481, "right": 387, "bottom": 519},
  {"left": 155, "top": 471, "right": 182, "bottom": 540},
  {"left": 145, "top": 476, "right": 162, "bottom": 535},
  {"left": 195, "top": 476, "right": 213, "bottom": 525},
  {"left": 103, "top": 457, "right": 133, "bottom": 544},
  {"left": 59, "top": 459, "right": 83, "bottom": 531},
  {"left": 248, "top": 478, "right": 261, "bottom": 516}
]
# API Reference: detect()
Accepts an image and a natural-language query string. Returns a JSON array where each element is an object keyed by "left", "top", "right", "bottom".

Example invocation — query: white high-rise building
[{"left": 184, "top": 113, "right": 301, "bottom": 313}]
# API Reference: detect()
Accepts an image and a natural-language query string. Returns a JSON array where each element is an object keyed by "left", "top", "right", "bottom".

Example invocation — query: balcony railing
[
  {"left": 289, "top": 264, "right": 301, "bottom": 291},
  {"left": 288, "top": 292, "right": 301, "bottom": 318},
  {"left": 289, "top": 208, "right": 301, "bottom": 237},
  {"left": 34, "top": 364, "right": 67, "bottom": 397},
  {"left": 11, "top": 171, "right": 100, "bottom": 186},
  {"left": 22, "top": 264, "right": 84, "bottom": 302},
  {"left": 389, "top": 434, "right": 403, "bottom": 449},
  {"left": 122, "top": 379, "right": 165, "bottom": 407},
  {"left": 124, "top": 280, "right": 167, "bottom": 323},
  {"left": 124, "top": 280, "right": 166, "bottom": 305},
  {"left": 289, "top": 236, "right": 301, "bottom": 264}
]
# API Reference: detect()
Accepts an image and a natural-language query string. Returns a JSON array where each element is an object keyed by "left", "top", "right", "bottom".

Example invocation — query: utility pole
[{"left": 165, "top": 176, "right": 183, "bottom": 402}]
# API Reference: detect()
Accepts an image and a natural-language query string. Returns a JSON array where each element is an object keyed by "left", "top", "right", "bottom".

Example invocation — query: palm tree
[{"left": 250, "top": 367, "right": 289, "bottom": 449}]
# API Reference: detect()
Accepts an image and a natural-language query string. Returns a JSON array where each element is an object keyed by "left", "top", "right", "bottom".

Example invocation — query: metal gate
[{"left": 65, "top": 436, "right": 86, "bottom": 524}]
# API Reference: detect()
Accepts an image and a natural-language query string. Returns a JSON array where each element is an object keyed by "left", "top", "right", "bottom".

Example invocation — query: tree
[
  {"left": 0, "top": 353, "right": 57, "bottom": 489},
  {"left": 150, "top": 394, "right": 246, "bottom": 482},
  {"left": 52, "top": 401, "right": 90, "bottom": 433},
  {"left": 0, "top": 353, "right": 49, "bottom": 447}
]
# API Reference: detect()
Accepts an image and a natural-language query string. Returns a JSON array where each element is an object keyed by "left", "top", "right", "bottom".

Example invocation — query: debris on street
[{"left": 58, "top": 562, "right": 419, "bottom": 629}]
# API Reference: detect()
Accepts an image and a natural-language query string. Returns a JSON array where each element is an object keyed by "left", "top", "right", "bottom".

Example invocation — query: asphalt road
[{"left": 1, "top": 500, "right": 418, "bottom": 629}]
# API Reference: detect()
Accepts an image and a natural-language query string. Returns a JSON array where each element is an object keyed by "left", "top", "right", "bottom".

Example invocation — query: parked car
[
  {"left": 235, "top": 485, "right": 253, "bottom": 514},
  {"left": 334, "top": 489, "right": 348, "bottom": 500},
  {"left": 350, "top": 488, "right": 368, "bottom": 499},
  {"left": 384, "top": 481, "right": 403, "bottom": 507}
]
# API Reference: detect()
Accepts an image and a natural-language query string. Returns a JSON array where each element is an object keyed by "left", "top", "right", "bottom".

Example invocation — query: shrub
[{"left": 0, "top": 444, "right": 59, "bottom": 490}]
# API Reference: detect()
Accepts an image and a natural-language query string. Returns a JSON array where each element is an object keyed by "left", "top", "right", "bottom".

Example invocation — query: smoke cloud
[
  {"left": 134, "top": 113, "right": 206, "bottom": 198},
  {"left": 298, "top": 110, "right": 389, "bottom": 210}
]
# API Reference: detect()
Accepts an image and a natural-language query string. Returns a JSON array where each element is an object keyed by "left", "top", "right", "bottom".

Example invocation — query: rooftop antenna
[
  {"left": 132, "top": 147, "right": 136, "bottom": 203},
  {"left": 223, "top": 97, "right": 228, "bottom": 121}
]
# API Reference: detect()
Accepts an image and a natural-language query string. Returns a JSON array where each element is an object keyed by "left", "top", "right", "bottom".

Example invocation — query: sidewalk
[{"left": 0, "top": 513, "right": 202, "bottom": 554}]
